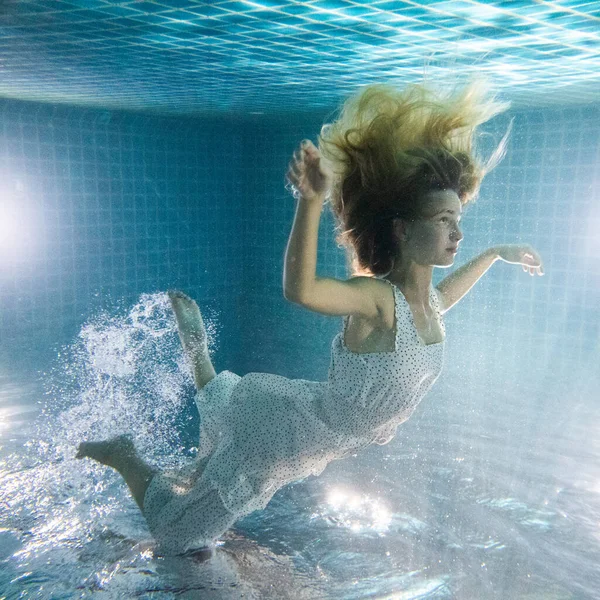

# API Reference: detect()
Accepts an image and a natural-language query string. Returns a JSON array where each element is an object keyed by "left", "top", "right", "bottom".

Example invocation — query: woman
[{"left": 76, "top": 78, "right": 544, "bottom": 556}]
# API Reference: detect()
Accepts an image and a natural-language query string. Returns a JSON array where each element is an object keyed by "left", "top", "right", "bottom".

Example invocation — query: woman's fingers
[
  {"left": 290, "top": 161, "right": 302, "bottom": 178},
  {"left": 286, "top": 164, "right": 300, "bottom": 184},
  {"left": 507, "top": 246, "right": 543, "bottom": 276},
  {"left": 304, "top": 144, "right": 319, "bottom": 159},
  {"left": 290, "top": 148, "right": 319, "bottom": 182},
  {"left": 522, "top": 262, "right": 544, "bottom": 276},
  {"left": 529, "top": 250, "right": 544, "bottom": 275},
  {"left": 286, "top": 140, "right": 329, "bottom": 199},
  {"left": 298, "top": 140, "right": 321, "bottom": 165},
  {"left": 524, "top": 264, "right": 540, "bottom": 276},
  {"left": 285, "top": 167, "right": 296, "bottom": 185},
  {"left": 287, "top": 154, "right": 309, "bottom": 189},
  {"left": 293, "top": 140, "right": 320, "bottom": 166},
  {"left": 288, "top": 155, "right": 303, "bottom": 175},
  {"left": 292, "top": 149, "right": 308, "bottom": 169}
]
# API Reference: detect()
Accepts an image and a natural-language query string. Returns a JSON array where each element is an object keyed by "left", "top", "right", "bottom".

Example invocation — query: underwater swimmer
[{"left": 77, "top": 78, "right": 543, "bottom": 555}]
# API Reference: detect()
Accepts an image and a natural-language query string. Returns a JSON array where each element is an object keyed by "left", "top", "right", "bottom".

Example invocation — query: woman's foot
[
  {"left": 76, "top": 434, "right": 156, "bottom": 512},
  {"left": 167, "top": 290, "right": 216, "bottom": 389},
  {"left": 167, "top": 291, "right": 209, "bottom": 356},
  {"left": 76, "top": 434, "right": 135, "bottom": 470}
]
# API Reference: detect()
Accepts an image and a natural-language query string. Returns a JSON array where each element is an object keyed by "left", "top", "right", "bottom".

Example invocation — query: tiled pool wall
[{"left": 0, "top": 99, "right": 598, "bottom": 391}]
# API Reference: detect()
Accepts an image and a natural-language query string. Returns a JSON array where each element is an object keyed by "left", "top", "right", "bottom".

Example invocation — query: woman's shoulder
[
  {"left": 347, "top": 276, "right": 395, "bottom": 328},
  {"left": 349, "top": 275, "right": 394, "bottom": 294}
]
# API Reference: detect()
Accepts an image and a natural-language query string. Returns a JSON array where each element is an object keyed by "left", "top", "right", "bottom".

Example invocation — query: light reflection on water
[
  {"left": 0, "top": 294, "right": 599, "bottom": 599},
  {"left": 320, "top": 487, "right": 393, "bottom": 533}
]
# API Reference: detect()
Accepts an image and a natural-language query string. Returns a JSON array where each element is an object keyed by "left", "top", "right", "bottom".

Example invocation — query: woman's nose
[{"left": 452, "top": 225, "right": 463, "bottom": 242}]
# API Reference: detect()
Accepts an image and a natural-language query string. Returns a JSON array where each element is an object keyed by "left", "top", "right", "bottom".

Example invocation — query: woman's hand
[
  {"left": 285, "top": 139, "right": 333, "bottom": 205},
  {"left": 496, "top": 244, "right": 545, "bottom": 276}
]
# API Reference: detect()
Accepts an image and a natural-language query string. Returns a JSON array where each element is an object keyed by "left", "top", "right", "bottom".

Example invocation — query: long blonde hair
[{"left": 318, "top": 78, "right": 512, "bottom": 276}]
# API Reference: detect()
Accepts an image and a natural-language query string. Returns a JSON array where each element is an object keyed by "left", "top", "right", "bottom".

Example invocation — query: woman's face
[{"left": 397, "top": 189, "right": 464, "bottom": 267}]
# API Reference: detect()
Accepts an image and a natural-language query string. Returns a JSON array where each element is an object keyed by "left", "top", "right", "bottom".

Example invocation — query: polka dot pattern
[
  {"left": 142, "top": 278, "right": 445, "bottom": 554},
  {"left": 326, "top": 280, "right": 446, "bottom": 445}
]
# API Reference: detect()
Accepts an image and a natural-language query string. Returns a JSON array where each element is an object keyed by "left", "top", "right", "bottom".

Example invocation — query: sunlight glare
[
  {"left": 0, "top": 176, "right": 39, "bottom": 261},
  {"left": 325, "top": 487, "right": 392, "bottom": 533}
]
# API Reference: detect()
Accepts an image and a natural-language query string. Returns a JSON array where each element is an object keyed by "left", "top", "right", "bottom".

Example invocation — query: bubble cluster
[{"left": 2, "top": 292, "right": 221, "bottom": 573}]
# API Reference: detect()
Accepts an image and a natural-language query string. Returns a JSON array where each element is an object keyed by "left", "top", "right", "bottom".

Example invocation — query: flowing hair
[{"left": 318, "top": 78, "right": 512, "bottom": 276}]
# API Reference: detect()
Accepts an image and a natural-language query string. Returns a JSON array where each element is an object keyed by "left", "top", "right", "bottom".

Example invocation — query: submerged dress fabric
[{"left": 143, "top": 280, "right": 445, "bottom": 554}]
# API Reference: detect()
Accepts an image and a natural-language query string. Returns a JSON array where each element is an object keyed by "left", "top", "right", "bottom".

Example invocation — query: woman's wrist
[
  {"left": 487, "top": 246, "right": 502, "bottom": 261},
  {"left": 297, "top": 193, "right": 326, "bottom": 207}
]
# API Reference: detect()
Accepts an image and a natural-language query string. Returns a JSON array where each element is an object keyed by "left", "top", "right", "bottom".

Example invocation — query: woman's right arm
[
  {"left": 282, "top": 191, "right": 382, "bottom": 321},
  {"left": 283, "top": 196, "right": 324, "bottom": 302},
  {"left": 283, "top": 141, "right": 380, "bottom": 322}
]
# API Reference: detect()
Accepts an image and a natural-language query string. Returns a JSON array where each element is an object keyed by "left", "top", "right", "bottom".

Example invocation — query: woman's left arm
[{"left": 436, "top": 245, "right": 544, "bottom": 314}]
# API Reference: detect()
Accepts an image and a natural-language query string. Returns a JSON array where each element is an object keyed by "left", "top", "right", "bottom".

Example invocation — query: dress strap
[
  {"left": 389, "top": 282, "right": 401, "bottom": 345},
  {"left": 430, "top": 286, "right": 443, "bottom": 316},
  {"left": 379, "top": 278, "right": 444, "bottom": 344}
]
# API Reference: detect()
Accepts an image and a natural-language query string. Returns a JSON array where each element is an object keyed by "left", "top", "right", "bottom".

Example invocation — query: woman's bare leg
[
  {"left": 168, "top": 290, "right": 216, "bottom": 390},
  {"left": 76, "top": 435, "right": 156, "bottom": 511},
  {"left": 75, "top": 292, "right": 216, "bottom": 512}
]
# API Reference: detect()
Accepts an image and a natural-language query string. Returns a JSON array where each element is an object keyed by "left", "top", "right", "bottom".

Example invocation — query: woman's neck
[{"left": 385, "top": 262, "right": 434, "bottom": 307}]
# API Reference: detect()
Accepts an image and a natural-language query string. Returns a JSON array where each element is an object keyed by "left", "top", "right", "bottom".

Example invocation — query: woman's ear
[{"left": 393, "top": 218, "right": 409, "bottom": 242}]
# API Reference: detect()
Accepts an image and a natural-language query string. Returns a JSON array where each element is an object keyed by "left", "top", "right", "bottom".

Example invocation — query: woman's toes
[
  {"left": 75, "top": 435, "right": 134, "bottom": 466},
  {"left": 75, "top": 440, "right": 107, "bottom": 463},
  {"left": 168, "top": 290, "right": 193, "bottom": 303}
]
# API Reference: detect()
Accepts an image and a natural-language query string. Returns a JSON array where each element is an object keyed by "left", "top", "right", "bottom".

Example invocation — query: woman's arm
[
  {"left": 283, "top": 139, "right": 331, "bottom": 301},
  {"left": 283, "top": 196, "right": 324, "bottom": 301},
  {"left": 436, "top": 247, "right": 499, "bottom": 313},
  {"left": 282, "top": 140, "right": 380, "bottom": 320},
  {"left": 436, "top": 244, "right": 544, "bottom": 313},
  {"left": 282, "top": 199, "right": 380, "bottom": 321}
]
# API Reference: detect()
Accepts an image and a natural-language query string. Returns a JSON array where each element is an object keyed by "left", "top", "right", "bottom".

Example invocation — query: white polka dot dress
[{"left": 142, "top": 279, "right": 445, "bottom": 554}]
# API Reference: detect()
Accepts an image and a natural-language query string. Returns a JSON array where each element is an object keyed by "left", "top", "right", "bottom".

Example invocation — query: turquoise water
[
  {"left": 2, "top": 293, "right": 599, "bottom": 598},
  {"left": 1, "top": 1, "right": 600, "bottom": 595}
]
